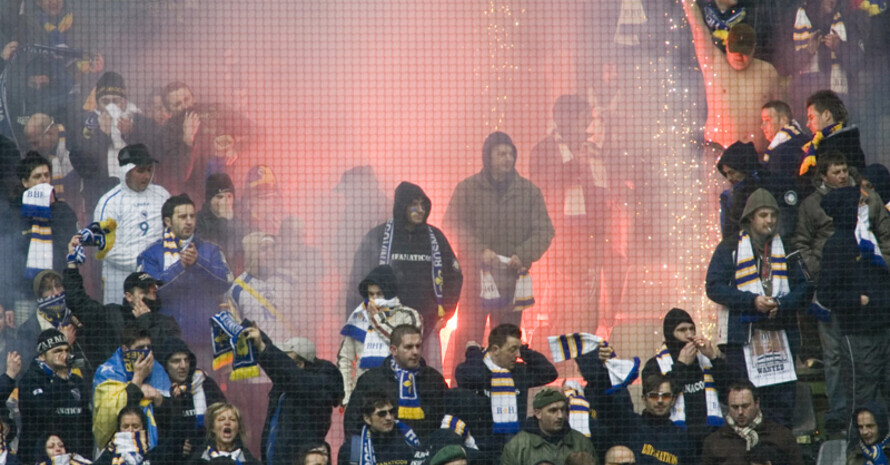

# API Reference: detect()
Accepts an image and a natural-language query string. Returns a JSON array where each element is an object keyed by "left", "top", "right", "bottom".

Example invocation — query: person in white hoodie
[{"left": 93, "top": 144, "right": 170, "bottom": 304}]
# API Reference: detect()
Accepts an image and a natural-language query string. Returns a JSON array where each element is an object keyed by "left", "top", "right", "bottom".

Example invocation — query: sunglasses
[
  {"left": 374, "top": 408, "right": 396, "bottom": 418},
  {"left": 646, "top": 392, "right": 674, "bottom": 401}
]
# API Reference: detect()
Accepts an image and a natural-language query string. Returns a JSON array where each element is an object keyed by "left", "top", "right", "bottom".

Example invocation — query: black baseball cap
[{"left": 124, "top": 272, "right": 160, "bottom": 292}]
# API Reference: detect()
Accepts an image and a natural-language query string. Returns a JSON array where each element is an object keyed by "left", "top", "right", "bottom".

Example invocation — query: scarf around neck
[
  {"left": 482, "top": 352, "right": 519, "bottom": 434},
  {"left": 654, "top": 344, "right": 724, "bottom": 427},
  {"left": 390, "top": 358, "right": 424, "bottom": 420},
  {"left": 726, "top": 410, "right": 763, "bottom": 450}
]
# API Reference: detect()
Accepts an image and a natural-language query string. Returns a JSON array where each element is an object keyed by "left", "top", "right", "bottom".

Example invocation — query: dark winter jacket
[
  {"left": 337, "top": 428, "right": 427, "bottom": 465},
  {"left": 349, "top": 182, "right": 463, "bottom": 331},
  {"left": 258, "top": 332, "right": 343, "bottom": 465},
  {"left": 818, "top": 187, "right": 890, "bottom": 334},
  {"left": 848, "top": 401, "right": 890, "bottom": 465},
  {"left": 62, "top": 267, "right": 182, "bottom": 375},
  {"left": 344, "top": 356, "right": 447, "bottom": 441},
  {"left": 642, "top": 309, "right": 732, "bottom": 448},
  {"left": 578, "top": 352, "right": 692, "bottom": 465},
  {"left": 701, "top": 418, "right": 803, "bottom": 465},
  {"left": 154, "top": 338, "right": 225, "bottom": 465},
  {"left": 19, "top": 358, "right": 92, "bottom": 464},
  {"left": 816, "top": 125, "right": 866, "bottom": 174},
  {"left": 454, "top": 345, "right": 557, "bottom": 461}
]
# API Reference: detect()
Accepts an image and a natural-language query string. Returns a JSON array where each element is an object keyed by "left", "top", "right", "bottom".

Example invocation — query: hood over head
[
  {"left": 853, "top": 400, "right": 890, "bottom": 444},
  {"left": 717, "top": 141, "right": 760, "bottom": 177},
  {"left": 359, "top": 264, "right": 399, "bottom": 300},
  {"left": 820, "top": 186, "right": 861, "bottom": 231},
  {"left": 393, "top": 181, "right": 431, "bottom": 226},
  {"left": 863, "top": 164, "right": 890, "bottom": 206},
  {"left": 662, "top": 307, "right": 695, "bottom": 355},
  {"left": 481, "top": 131, "right": 517, "bottom": 174},
  {"left": 740, "top": 188, "right": 779, "bottom": 225},
  {"left": 156, "top": 338, "right": 197, "bottom": 380}
]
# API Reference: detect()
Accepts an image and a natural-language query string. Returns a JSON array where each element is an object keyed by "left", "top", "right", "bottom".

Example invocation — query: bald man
[{"left": 605, "top": 446, "right": 636, "bottom": 465}]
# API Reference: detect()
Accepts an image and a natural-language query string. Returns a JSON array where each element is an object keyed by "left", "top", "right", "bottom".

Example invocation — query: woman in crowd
[
  {"left": 188, "top": 403, "right": 260, "bottom": 465},
  {"left": 93, "top": 407, "right": 153, "bottom": 465},
  {"left": 37, "top": 434, "right": 92, "bottom": 465}
]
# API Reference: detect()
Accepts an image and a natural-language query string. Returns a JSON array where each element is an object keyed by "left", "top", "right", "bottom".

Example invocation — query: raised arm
[{"left": 681, "top": 0, "right": 719, "bottom": 71}]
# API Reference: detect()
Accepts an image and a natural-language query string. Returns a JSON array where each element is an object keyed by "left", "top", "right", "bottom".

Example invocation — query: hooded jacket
[
  {"left": 863, "top": 164, "right": 890, "bottom": 208},
  {"left": 338, "top": 265, "right": 423, "bottom": 404},
  {"left": 444, "top": 132, "right": 554, "bottom": 290},
  {"left": 707, "top": 189, "right": 812, "bottom": 345},
  {"left": 642, "top": 308, "right": 732, "bottom": 447},
  {"left": 154, "top": 338, "right": 225, "bottom": 465},
  {"left": 848, "top": 401, "right": 890, "bottom": 465},
  {"left": 348, "top": 182, "right": 462, "bottom": 331},
  {"left": 818, "top": 187, "right": 890, "bottom": 334}
]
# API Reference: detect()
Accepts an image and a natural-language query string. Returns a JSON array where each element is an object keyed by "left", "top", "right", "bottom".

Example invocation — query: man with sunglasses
[
  {"left": 338, "top": 391, "right": 426, "bottom": 465},
  {"left": 577, "top": 343, "right": 692, "bottom": 465}
]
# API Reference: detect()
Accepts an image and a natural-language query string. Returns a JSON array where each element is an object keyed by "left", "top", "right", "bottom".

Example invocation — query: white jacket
[{"left": 93, "top": 177, "right": 170, "bottom": 273}]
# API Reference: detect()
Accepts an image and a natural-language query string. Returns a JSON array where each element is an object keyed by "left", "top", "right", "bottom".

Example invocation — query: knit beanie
[
  {"left": 36, "top": 328, "right": 68, "bottom": 355},
  {"left": 95, "top": 72, "right": 127, "bottom": 100},
  {"left": 205, "top": 173, "right": 236, "bottom": 203}
]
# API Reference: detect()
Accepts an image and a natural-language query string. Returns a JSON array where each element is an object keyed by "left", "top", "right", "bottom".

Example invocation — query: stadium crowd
[{"left": 1, "top": 0, "right": 890, "bottom": 464}]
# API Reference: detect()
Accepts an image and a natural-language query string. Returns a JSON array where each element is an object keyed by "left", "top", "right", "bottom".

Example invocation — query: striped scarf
[
  {"left": 856, "top": 204, "right": 888, "bottom": 269},
  {"left": 105, "top": 430, "right": 149, "bottom": 465},
  {"left": 654, "top": 344, "right": 724, "bottom": 428},
  {"left": 37, "top": 292, "right": 70, "bottom": 328},
  {"left": 441, "top": 415, "right": 478, "bottom": 450},
  {"left": 390, "top": 358, "right": 424, "bottom": 420},
  {"left": 39, "top": 10, "right": 74, "bottom": 47},
  {"left": 358, "top": 421, "right": 421, "bottom": 465},
  {"left": 800, "top": 123, "right": 845, "bottom": 176},
  {"left": 702, "top": 2, "right": 746, "bottom": 45},
  {"left": 341, "top": 300, "right": 400, "bottom": 369},
  {"left": 210, "top": 312, "right": 259, "bottom": 380},
  {"left": 734, "top": 231, "right": 789, "bottom": 316},
  {"left": 202, "top": 446, "right": 248, "bottom": 465},
  {"left": 564, "top": 381, "right": 591, "bottom": 437},
  {"left": 482, "top": 353, "right": 519, "bottom": 434},
  {"left": 763, "top": 121, "right": 804, "bottom": 164},
  {"left": 548, "top": 333, "right": 640, "bottom": 394},
  {"left": 859, "top": 432, "right": 890, "bottom": 465},
  {"left": 162, "top": 227, "right": 191, "bottom": 269},
  {"left": 22, "top": 184, "right": 55, "bottom": 280}
]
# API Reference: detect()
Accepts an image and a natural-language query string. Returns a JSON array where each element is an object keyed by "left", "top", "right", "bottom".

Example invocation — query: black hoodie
[
  {"left": 818, "top": 186, "right": 890, "bottom": 334},
  {"left": 348, "top": 182, "right": 463, "bottom": 331},
  {"left": 642, "top": 308, "right": 731, "bottom": 450},
  {"left": 154, "top": 339, "right": 226, "bottom": 465}
]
